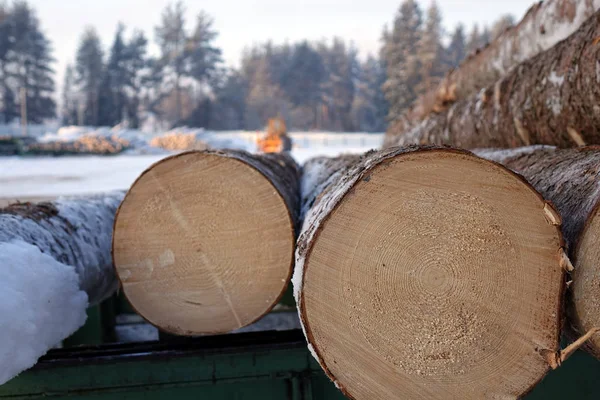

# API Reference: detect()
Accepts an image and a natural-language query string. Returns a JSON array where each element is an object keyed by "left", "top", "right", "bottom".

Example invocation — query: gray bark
[
  {"left": 0, "top": 192, "right": 124, "bottom": 304},
  {"left": 385, "top": 9, "right": 600, "bottom": 149},
  {"left": 300, "top": 153, "right": 365, "bottom": 221},
  {"left": 476, "top": 146, "right": 600, "bottom": 253},
  {"left": 386, "top": 0, "right": 600, "bottom": 145}
]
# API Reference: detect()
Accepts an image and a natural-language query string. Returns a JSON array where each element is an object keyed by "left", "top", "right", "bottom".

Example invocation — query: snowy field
[{"left": 0, "top": 129, "right": 383, "bottom": 201}]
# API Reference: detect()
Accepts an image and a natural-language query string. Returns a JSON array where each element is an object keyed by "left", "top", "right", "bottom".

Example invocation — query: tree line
[{"left": 0, "top": 0, "right": 514, "bottom": 132}]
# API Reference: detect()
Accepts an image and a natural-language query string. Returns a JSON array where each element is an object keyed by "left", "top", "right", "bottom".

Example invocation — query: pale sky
[{"left": 27, "top": 0, "right": 534, "bottom": 94}]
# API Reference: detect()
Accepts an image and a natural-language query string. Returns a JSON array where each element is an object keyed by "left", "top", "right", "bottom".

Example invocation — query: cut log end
[
  {"left": 113, "top": 151, "right": 295, "bottom": 335},
  {"left": 572, "top": 203, "right": 600, "bottom": 357},
  {"left": 299, "top": 150, "right": 564, "bottom": 399}
]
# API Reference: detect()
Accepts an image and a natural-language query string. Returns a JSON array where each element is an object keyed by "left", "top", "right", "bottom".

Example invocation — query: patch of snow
[
  {"left": 474, "top": 145, "right": 555, "bottom": 164},
  {"left": 0, "top": 240, "right": 88, "bottom": 384},
  {"left": 548, "top": 71, "right": 565, "bottom": 87},
  {"left": 485, "top": 0, "right": 599, "bottom": 81},
  {"left": 546, "top": 96, "right": 562, "bottom": 116},
  {"left": 474, "top": 89, "right": 486, "bottom": 114},
  {"left": 0, "top": 155, "right": 167, "bottom": 198},
  {"left": 307, "top": 343, "right": 320, "bottom": 363},
  {"left": 0, "top": 192, "right": 123, "bottom": 305}
]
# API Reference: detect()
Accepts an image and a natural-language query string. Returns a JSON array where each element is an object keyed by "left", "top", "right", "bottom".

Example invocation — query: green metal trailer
[{"left": 2, "top": 291, "right": 600, "bottom": 399}]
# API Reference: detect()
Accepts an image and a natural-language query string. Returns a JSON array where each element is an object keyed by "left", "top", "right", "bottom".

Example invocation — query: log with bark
[
  {"left": 0, "top": 193, "right": 123, "bottom": 304},
  {"left": 292, "top": 146, "right": 565, "bottom": 399},
  {"left": 384, "top": 0, "right": 600, "bottom": 147},
  {"left": 0, "top": 193, "right": 123, "bottom": 384},
  {"left": 384, "top": 9, "right": 600, "bottom": 149},
  {"left": 476, "top": 145, "right": 600, "bottom": 359},
  {"left": 112, "top": 150, "right": 300, "bottom": 336}
]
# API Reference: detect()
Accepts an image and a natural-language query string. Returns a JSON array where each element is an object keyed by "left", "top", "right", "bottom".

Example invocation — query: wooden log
[
  {"left": 384, "top": 0, "right": 600, "bottom": 147},
  {"left": 476, "top": 146, "right": 600, "bottom": 358},
  {"left": 113, "top": 150, "right": 300, "bottom": 335},
  {"left": 384, "top": 10, "right": 600, "bottom": 149},
  {"left": 292, "top": 146, "right": 564, "bottom": 399},
  {"left": 0, "top": 193, "right": 123, "bottom": 305},
  {"left": 0, "top": 193, "right": 123, "bottom": 385}
]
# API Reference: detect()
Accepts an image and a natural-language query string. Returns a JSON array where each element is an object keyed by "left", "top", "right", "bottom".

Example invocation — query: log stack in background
[
  {"left": 384, "top": 6, "right": 600, "bottom": 149},
  {"left": 477, "top": 146, "right": 600, "bottom": 358},
  {"left": 293, "top": 147, "right": 565, "bottom": 399},
  {"left": 112, "top": 150, "right": 300, "bottom": 335}
]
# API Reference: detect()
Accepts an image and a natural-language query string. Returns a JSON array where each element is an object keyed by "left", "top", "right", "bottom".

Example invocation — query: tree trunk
[
  {"left": 385, "top": 10, "right": 600, "bottom": 149},
  {"left": 476, "top": 145, "right": 600, "bottom": 358},
  {"left": 389, "top": 0, "right": 600, "bottom": 138},
  {"left": 0, "top": 193, "right": 123, "bottom": 305},
  {"left": 293, "top": 146, "right": 564, "bottom": 399},
  {"left": 113, "top": 150, "right": 300, "bottom": 336}
]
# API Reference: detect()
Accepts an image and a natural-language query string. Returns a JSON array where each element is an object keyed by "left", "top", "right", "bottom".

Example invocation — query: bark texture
[
  {"left": 385, "top": 10, "right": 600, "bottom": 149},
  {"left": 0, "top": 193, "right": 124, "bottom": 305},
  {"left": 300, "top": 154, "right": 365, "bottom": 221},
  {"left": 476, "top": 146, "right": 600, "bottom": 250},
  {"left": 384, "top": 0, "right": 600, "bottom": 147}
]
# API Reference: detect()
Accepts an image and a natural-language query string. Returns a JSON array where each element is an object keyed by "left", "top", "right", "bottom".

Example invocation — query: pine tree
[
  {"left": 416, "top": 1, "right": 445, "bottom": 95},
  {"left": 186, "top": 11, "right": 223, "bottom": 125},
  {"left": 319, "top": 38, "right": 357, "bottom": 131},
  {"left": 99, "top": 23, "right": 128, "bottom": 126},
  {"left": 351, "top": 55, "right": 388, "bottom": 132},
  {"left": 61, "top": 64, "right": 78, "bottom": 125},
  {"left": 466, "top": 24, "right": 481, "bottom": 55},
  {"left": 244, "top": 57, "right": 290, "bottom": 130},
  {"left": 155, "top": 1, "right": 186, "bottom": 123},
  {"left": 0, "top": 2, "right": 14, "bottom": 123},
  {"left": 186, "top": 12, "right": 222, "bottom": 85},
  {"left": 75, "top": 27, "right": 104, "bottom": 125},
  {"left": 447, "top": 24, "right": 466, "bottom": 68},
  {"left": 209, "top": 69, "right": 248, "bottom": 129},
  {"left": 282, "top": 41, "right": 324, "bottom": 109},
  {"left": 123, "top": 30, "right": 148, "bottom": 128},
  {"left": 8, "top": 1, "right": 56, "bottom": 124},
  {"left": 480, "top": 26, "right": 491, "bottom": 47},
  {"left": 381, "top": 0, "right": 423, "bottom": 120},
  {"left": 490, "top": 14, "right": 514, "bottom": 41}
]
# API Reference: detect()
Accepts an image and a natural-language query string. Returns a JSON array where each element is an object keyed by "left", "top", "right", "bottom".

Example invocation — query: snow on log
[
  {"left": 0, "top": 193, "right": 123, "bottom": 384},
  {"left": 476, "top": 146, "right": 600, "bottom": 358},
  {"left": 292, "top": 146, "right": 564, "bottom": 399},
  {"left": 385, "top": 9, "right": 600, "bottom": 149},
  {"left": 112, "top": 150, "right": 300, "bottom": 336},
  {"left": 384, "top": 0, "right": 600, "bottom": 147},
  {"left": 300, "top": 154, "right": 363, "bottom": 221}
]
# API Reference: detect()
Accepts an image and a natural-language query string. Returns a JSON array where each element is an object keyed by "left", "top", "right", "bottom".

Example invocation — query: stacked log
[
  {"left": 384, "top": 8, "right": 600, "bottom": 149},
  {"left": 26, "top": 135, "right": 130, "bottom": 155},
  {"left": 477, "top": 146, "right": 600, "bottom": 358},
  {"left": 403, "top": 0, "right": 600, "bottom": 125},
  {"left": 112, "top": 150, "right": 300, "bottom": 335},
  {"left": 0, "top": 193, "right": 123, "bottom": 304},
  {"left": 0, "top": 193, "right": 123, "bottom": 384},
  {"left": 293, "top": 146, "right": 564, "bottom": 399},
  {"left": 149, "top": 132, "right": 209, "bottom": 151}
]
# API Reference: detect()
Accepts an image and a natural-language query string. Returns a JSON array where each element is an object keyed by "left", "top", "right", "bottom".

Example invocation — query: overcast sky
[{"left": 27, "top": 0, "right": 534, "bottom": 91}]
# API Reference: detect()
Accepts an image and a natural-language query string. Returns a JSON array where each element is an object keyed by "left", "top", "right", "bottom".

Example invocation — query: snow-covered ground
[{"left": 0, "top": 129, "right": 383, "bottom": 200}]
